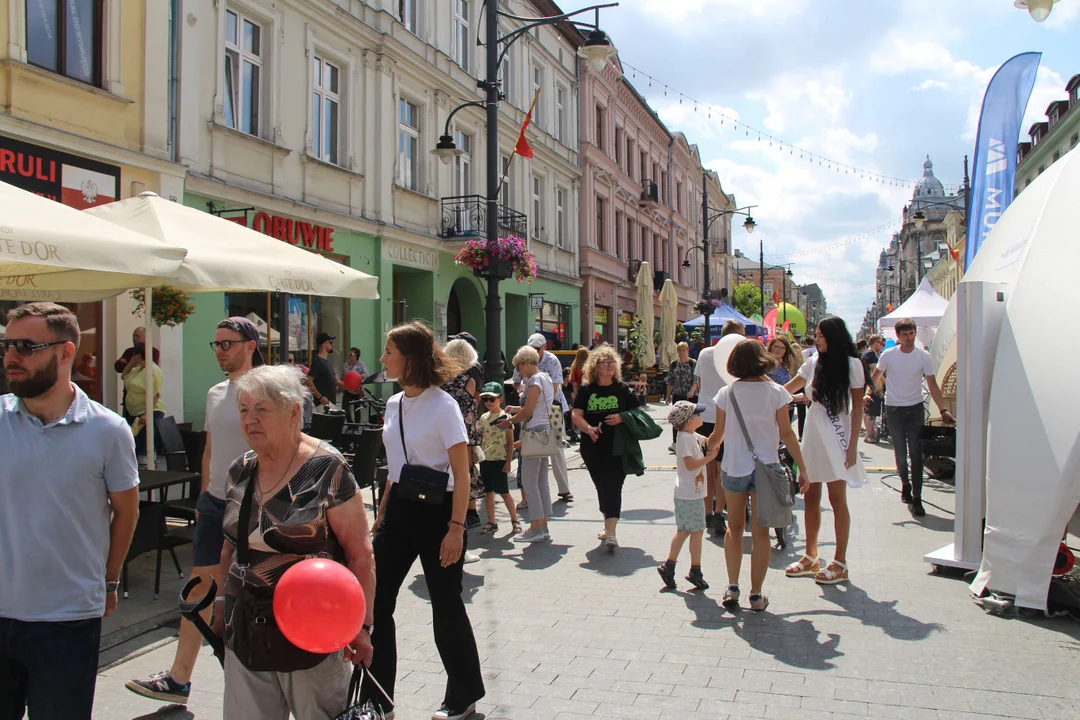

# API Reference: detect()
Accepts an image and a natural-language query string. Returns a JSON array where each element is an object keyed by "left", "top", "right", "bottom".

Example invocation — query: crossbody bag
[
  {"left": 728, "top": 387, "right": 795, "bottom": 529},
  {"left": 520, "top": 374, "right": 558, "bottom": 457},
  {"left": 395, "top": 397, "right": 450, "bottom": 505}
]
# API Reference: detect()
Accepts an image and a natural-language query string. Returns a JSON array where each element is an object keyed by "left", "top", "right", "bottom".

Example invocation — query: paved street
[{"left": 93, "top": 404, "right": 1080, "bottom": 720}]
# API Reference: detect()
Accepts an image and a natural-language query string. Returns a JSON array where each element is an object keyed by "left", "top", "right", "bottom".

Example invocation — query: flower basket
[
  {"left": 694, "top": 298, "right": 721, "bottom": 316},
  {"left": 130, "top": 286, "right": 195, "bottom": 328},
  {"left": 455, "top": 235, "right": 537, "bottom": 283}
]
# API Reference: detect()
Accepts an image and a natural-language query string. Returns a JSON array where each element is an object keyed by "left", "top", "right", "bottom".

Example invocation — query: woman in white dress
[{"left": 783, "top": 317, "right": 866, "bottom": 585}]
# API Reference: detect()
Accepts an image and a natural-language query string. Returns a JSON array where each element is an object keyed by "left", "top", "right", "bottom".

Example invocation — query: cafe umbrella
[{"left": 634, "top": 261, "right": 655, "bottom": 370}]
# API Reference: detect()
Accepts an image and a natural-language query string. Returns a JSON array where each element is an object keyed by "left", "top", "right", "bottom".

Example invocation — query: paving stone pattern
[{"left": 93, "top": 404, "right": 1080, "bottom": 719}]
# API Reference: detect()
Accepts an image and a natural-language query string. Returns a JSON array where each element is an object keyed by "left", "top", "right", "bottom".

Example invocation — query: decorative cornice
[{"left": 434, "top": 89, "right": 451, "bottom": 110}]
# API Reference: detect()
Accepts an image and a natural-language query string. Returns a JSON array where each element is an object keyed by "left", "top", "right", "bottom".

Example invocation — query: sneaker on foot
[
  {"left": 685, "top": 567, "right": 709, "bottom": 590},
  {"left": 722, "top": 585, "right": 740, "bottom": 607},
  {"left": 910, "top": 501, "right": 926, "bottom": 517},
  {"left": 749, "top": 593, "right": 770, "bottom": 612},
  {"left": 605, "top": 535, "right": 619, "bottom": 550},
  {"left": 513, "top": 528, "right": 548, "bottom": 543},
  {"left": 465, "top": 510, "right": 482, "bottom": 529},
  {"left": 462, "top": 551, "right": 481, "bottom": 564},
  {"left": 713, "top": 513, "right": 727, "bottom": 536},
  {"left": 657, "top": 560, "right": 677, "bottom": 589},
  {"left": 667, "top": 443, "right": 676, "bottom": 453},
  {"left": 125, "top": 671, "right": 191, "bottom": 704},
  {"left": 432, "top": 702, "right": 476, "bottom": 720}
]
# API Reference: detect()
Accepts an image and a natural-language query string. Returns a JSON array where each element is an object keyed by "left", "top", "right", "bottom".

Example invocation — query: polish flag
[{"left": 61, "top": 166, "right": 117, "bottom": 209}]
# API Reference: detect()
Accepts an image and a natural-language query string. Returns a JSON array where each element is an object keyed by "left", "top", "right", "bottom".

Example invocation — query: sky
[{"left": 596, "top": 0, "right": 1079, "bottom": 330}]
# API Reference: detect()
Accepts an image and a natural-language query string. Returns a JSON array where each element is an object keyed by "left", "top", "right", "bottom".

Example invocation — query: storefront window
[
  {"left": 0, "top": 300, "right": 102, "bottom": 402},
  {"left": 535, "top": 302, "right": 569, "bottom": 349},
  {"left": 617, "top": 311, "right": 633, "bottom": 353},
  {"left": 593, "top": 306, "right": 610, "bottom": 347}
]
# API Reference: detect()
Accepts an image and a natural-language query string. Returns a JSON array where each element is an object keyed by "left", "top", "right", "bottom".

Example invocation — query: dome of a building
[{"left": 914, "top": 155, "right": 945, "bottom": 198}]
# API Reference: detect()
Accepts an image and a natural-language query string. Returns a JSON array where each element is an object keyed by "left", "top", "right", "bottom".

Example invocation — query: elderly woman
[
  {"left": 498, "top": 345, "right": 556, "bottom": 543},
  {"left": 367, "top": 322, "right": 484, "bottom": 720},
  {"left": 214, "top": 365, "right": 375, "bottom": 720},
  {"left": 122, "top": 343, "right": 166, "bottom": 461},
  {"left": 664, "top": 341, "right": 699, "bottom": 448},
  {"left": 572, "top": 345, "right": 642, "bottom": 550},
  {"left": 442, "top": 338, "right": 486, "bottom": 534}
]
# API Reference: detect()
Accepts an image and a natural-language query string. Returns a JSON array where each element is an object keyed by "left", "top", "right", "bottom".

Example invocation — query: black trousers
[
  {"left": 366, "top": 485, "right": 484, "bottom": 711},
  {"left": 797, "top": 402, "right": 807, "bottom": 439},
  {"left": 582, "top": 449, "right": 627, "bottom": 519},
  {"left": 0, "top": 616, "right": 101, "bottom": 720},
  {"left": 886, "top": 404, "right": 924, "bottom": 500},
  {"left": 669, "top": 394, "right": 688, "bottom": 443}
]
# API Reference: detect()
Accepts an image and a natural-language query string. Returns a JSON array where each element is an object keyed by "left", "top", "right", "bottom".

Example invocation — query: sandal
[
  {"left": 815, "top": 560, "right": 849, "bottom": 585},
  {"left": 785, "top": 555, "right": 822, "bottom": 578},
  {"left": 558, "top": 492, "right": 574, "bottom": 502},
  {"left": 511, "top": 521, "right": 523, "bottom": 534},
  {"left": 516, "top": 500, "right": 528, "bottom": 510},
  {"left": 479, "top": 522, "right": 498, "bottom": 535}
]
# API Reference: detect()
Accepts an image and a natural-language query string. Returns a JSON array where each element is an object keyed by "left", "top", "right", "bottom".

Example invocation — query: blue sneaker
[{"left": 125, "top": 671, "right": 191, "bottom": 704}]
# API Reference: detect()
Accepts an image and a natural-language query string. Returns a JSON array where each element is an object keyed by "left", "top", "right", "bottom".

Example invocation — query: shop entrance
[
  {"left": 392, "top": 267, "right": 434, "bottom": 326},
  {"left": 447, "top": 277, "right": 484, "bottom": 340}
]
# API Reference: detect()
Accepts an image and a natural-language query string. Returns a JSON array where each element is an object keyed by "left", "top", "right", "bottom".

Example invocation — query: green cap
[{"left": 480, "top": 382, "right": 504, "bottom": 398}]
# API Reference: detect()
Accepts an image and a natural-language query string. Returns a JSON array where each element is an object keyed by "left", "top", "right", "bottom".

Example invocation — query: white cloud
[{"left": 914, "top": 79, "right": 950, "bottom": 91}]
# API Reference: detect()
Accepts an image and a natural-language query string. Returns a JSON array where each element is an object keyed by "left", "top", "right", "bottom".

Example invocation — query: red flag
[
  {"left": 514, "top": 88, "right": 541, "bottom": 159},
  {"left": 948, "top": 245, "right": 959, "bottom": 261},
  {"left": 772, "top": 291, "right": 780, "bottom": 306}
]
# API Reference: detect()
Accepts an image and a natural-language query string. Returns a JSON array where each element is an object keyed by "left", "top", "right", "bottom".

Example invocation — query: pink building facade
[{"left": 577, "top": 57, "right": 732, "bottom": 349}]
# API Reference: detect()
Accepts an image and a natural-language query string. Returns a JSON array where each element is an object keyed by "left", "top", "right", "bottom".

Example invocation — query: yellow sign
[
  {"left": 594, "top": 307, "right": 609, "bottom": 323},
  {"left": 618, "top": 312, "right": 634, "bottom": 328}
]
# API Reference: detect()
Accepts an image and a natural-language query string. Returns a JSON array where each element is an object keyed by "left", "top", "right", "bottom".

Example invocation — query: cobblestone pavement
[{"left": 93, "top": 404, "right": 1080, "bottom": 719}]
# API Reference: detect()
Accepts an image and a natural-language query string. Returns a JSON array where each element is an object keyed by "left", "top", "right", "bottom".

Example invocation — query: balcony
[
  {"left": 439, "top": 195, "right": 528, "bottom": 240},
  {"left": 639, "top": 179, "right": 659, "bottom": 207}
]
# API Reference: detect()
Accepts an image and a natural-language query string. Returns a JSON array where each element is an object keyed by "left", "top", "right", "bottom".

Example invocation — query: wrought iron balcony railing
[{"left": 439, "top": 195, "right": 528, "bottom": 240}]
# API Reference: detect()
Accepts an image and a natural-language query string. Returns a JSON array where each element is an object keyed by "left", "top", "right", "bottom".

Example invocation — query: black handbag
[
  {"left": 395, "top": 399, "right": 450, "bottom": 505},
  {"left": 228, "top": 460, "right": 329, "bottom": 672},
  {"left": 335, "top": 665, "right": 395, "bottom": 720}
]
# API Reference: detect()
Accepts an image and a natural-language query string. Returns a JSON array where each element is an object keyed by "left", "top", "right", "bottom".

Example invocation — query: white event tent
[{"left": 878, "top": 277, "right": 948, "bottom": 348}]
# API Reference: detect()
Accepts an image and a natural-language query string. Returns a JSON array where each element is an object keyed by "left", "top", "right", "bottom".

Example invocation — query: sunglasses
[
  {"left": 1, "top": 339, "right": 68, "bottom": 358},
  {"left": 209, "top": 340, "right": 246, "bottom": 352}
]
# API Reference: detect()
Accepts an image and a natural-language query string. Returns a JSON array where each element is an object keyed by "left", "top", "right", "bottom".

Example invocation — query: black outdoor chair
[
  {"left": 349, "top": 425, "right": 387, "bottom": 508},
  {"left": 122, "top": 500, "right": 190, "bottom": 599},
  {"left": 309, "top": 411, "right": 346, "bottom": 448},
  {"left": 156, "top": 415, "right": 191, "bottom": 472}
]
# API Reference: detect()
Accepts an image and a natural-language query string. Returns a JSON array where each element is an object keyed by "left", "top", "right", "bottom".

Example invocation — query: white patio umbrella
[
  {"left": 658, "top": 279, "right": 679, "bottom": 369},
  {"left": 0, "top": 180, "right": 186, "bottom": 300},
  {"left": 86, "top": 192, "right": 380, "bottom": 467},
  {"left": 634, "top": 261, "right": 655, "bottom": 370}
]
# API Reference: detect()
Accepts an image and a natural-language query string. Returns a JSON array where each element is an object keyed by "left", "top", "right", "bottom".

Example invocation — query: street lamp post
[
  {"left": 434, "top": 2, "right": 618, "bottom": 381},
  {"left": 755, "top": 250, "right": 795, "bottom": 322},
  {"left": 692, "top": 185, "right": 756, "bottom": 345}
]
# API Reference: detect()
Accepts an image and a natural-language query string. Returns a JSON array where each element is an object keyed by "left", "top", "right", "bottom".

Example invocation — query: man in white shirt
[
  {"left": 514, "top": 334, "right": 573, "bottom": 501},
  {"left": 867, "top": 318, "right": 954, "bottom": 518}
]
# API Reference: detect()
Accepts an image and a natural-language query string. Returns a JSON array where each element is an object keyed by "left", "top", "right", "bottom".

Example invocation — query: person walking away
[
  {"left": 783, "top": 317, "right": 866, "bottom": 585},
  {"left": 127, "top": 317, "right": 262, "bottom": 705},
  {"left": 442, "top": 336, "right": 486, "bottom": 540},
  {"left": 477, "top": 383, "right": 522, "bottom": 535},
  {"left": 860, "top": 335, "right": 885, "bottom": 443},
  {"left": 665, "top": 342, "right": 699, "bottom": 451},
  {"left": 868, "top": 319, "right": 954, "bottom": 517},
  {"left": 368, "top": 322, "right": 484, "bottom": 720},
  {"left": 572, "top": 346, "right": 641, "bottom": 550},
  {"left": 1, "top": 302, "right": 140, "bottom": 719},
  {"left": 500, "top": 346, "right": 556, "bottom": 543},
  {"left": 306, "top": 332, "right": 339, "bottom": 408},
  {"left": 710, "top": 340, "right": 808, "bottom": 610},
  {"left": 122, "top": 343, "right": 167, "bottom": 463},
  {"left": 695, "top": 321, "right": 745, "bottom": 534},
  {"left": 514, "top": 334, "right": 573, "bottom": 501},
  {"left": 657, "top": 401, "right": 717, "bottom": 590}
]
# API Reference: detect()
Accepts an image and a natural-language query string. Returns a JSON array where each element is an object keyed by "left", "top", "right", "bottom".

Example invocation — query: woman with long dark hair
[{"left": 783, "top": 317, "right": 866, "bottom": 586}]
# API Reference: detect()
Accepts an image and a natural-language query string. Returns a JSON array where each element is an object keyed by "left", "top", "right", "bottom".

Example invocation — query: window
[
  {"left": 640, "top": 151, "right": 648, "bottom": 182},
  {"left": 676, "top": 180, "right": 683, "bottom": 214},
  {"left": 499, "top": 43, "right": 512, "bottom": 105},
  {"left": 660, "top": 170, "right": 667, "bottom": 204},
  {"left": 500, "top": 155, "right": 512, "bottom": 207},
  {"left": 25, "top": 0, "right": 102, "bottom": 85},
  {"left": 398, "top": 0, "right": 417, "bottom": 33},
  {"left": 312, "top": 56, "right": 340, "bottom": 164},
  {"left": 453, "top": 0, "right": 470, "bottom": 72},
  {"left": 536, "top": 302, "right": 571, "bottom": 349},
  {"left": 224, "top": 9, "right": 263, "bottom": 136},
  {"left": 453, "top": 130, "right": 472, "bottom": 196},
  {"left": 531, "top": 174, "right": 544, "bottom": 240},
  {"left": 556, "top": 187, "right": 568, "bottom": 249},
  {"left": 595, "top": 104, "right": 604, "bottom": 152},
  {"left": 555, "top": 85, "right": 567, "bottom": 142},
  {"left": 615, "top": 127, "right": 623, "bottom": 168},
  {"left": 615, "top": 210, "right": 624, "bottom": 260},
  {"left": 626, "top": 137, "right": 634, "bottom": 179},
  {"left": 596, "top": 197, "right": 606, "bottom": 252},
  {"left": 531, "top": 64, "right": 545, "bottom": 127},
  {"left": 398, "top": 99, "right": 421, "bottom": 191}
]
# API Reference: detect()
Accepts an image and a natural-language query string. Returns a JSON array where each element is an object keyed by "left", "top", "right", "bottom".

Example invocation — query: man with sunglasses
[
  {"left": 126, "top": 317, "right": 261, "bottom": 706},
  {"left": 1, "top": 302, "right": 140, "bottom": 719}
]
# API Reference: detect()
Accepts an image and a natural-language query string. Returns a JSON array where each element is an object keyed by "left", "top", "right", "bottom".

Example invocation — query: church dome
[{"left": 913, "top": 156, "right": 944, "bottom": 198}]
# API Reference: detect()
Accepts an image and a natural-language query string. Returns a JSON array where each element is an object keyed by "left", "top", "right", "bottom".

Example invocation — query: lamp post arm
[
  {"left": 495, "top": 3, "right": 619, "bottom": 67},
  {"left": 442, "top": 100, "right": 489, "bottom": 138}
]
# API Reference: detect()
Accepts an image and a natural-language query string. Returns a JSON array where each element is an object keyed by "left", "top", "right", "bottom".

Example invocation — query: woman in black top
[{"left": 572, "top": 345, "right": 640, "bottom": 550}]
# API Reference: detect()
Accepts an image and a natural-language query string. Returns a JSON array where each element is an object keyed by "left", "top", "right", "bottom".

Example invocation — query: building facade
[
  {"left": 1017, "top": 74, "right": 1080, "bottom": 195},
  {"left": 0, "top": 0, "right": 187, "bottom": 412}
]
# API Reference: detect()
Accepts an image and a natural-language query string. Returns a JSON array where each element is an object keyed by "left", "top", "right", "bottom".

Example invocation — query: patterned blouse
[
  {"left": 666, "top": 359, "right": 697, "bottom": 397},
  {"left": 768, "top": 366, "right": 792, "bottom": 385},
  {"left": 221, "top": 443, "right": 358, "bottom": 597},
  {"left": 442, "top": 369, "right": 482, "bottom": 446}
]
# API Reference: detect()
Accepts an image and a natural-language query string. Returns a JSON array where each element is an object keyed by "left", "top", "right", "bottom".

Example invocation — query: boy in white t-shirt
[{"left": 657, "top": 401, "right": 719, "bottom": 591}]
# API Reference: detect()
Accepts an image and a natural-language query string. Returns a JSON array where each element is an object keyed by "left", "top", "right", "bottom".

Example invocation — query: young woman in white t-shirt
[
  {"left": 368, "top": 322, "right": 484, "bottom": 720},
  {"left": 707, "top": 340, "right": 808, "bottom": 612},
  {"left": 783, "top": 317, "right": 866, "bottom": 587}
]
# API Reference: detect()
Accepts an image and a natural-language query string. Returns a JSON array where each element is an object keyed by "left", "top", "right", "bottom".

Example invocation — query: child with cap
[
  {"left": 658, "top": 401, "right": 719, "bottom": 590},
  {"left": 478, "top": 382, "right": 523, "bottom": 536}
]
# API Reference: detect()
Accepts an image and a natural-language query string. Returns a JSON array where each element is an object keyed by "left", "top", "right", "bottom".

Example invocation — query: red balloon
[
  {"left": 343, "top": 370, "right": 363, "bottom": 391},
  {"left": 274, "top": 558, "right": 366, "bottom": 653}
]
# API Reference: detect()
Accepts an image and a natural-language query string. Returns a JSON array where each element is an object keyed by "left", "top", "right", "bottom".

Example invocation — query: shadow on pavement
[
  {"left": 734, "top": 614, "right": 843, "bottom": 671},
  {"left": 678, "top": 587, "right": 737, "bottom": 629},
  {"left": 819, "top": 583, "right": 945, "bottom": 641},
  {"left": 619, "top": 508, "right": 674, "bottom": 522},
  {"left": 579, "top": 544, "right": 661, "bottom": 577},
  {"left": 408, "top": 570, "right": 485, "bottom": 604},
  {"left": 892, "top": 512, "right": 954, "bottom": 533},
  {"left": 131, "top": 707, "right": 194, "bottom": 720}
]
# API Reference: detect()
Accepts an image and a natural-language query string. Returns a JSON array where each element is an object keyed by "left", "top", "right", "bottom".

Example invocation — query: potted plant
[
  {"left": 694, "top": 297, "right": 721, "bottom": 316},
  {"left": 129, "top": 286, "right": 195, "bottom": 327},
  {"left": 454, "top": 235, "right": 538, "bottom": 283}
]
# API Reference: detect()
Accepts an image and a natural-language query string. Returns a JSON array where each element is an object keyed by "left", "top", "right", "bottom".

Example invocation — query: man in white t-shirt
[{"left": 867, "top": 318, "right": 954, "bottom": 518}]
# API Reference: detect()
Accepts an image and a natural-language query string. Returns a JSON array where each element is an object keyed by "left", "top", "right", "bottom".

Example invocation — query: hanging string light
[{"left": 762, "top": 218, "right": 901, "bottom": 259}]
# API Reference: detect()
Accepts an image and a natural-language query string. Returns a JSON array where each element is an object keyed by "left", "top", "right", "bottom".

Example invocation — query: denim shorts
[
  {"left": 721, "top": 470, "right": 756, "bottom": 494},
  {"left": 193, "top": 492, "right": 227, "bottom": 567}
]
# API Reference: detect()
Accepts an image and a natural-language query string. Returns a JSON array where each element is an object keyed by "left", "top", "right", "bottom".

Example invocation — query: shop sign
[
  {"left": 594, "top": 307, "right": 609, "bottom": 324},
  {"left": 0, "top": 134, "right": 119, "bottom": 210},
  {"left": 618, "top": 311, "right": 634, "bottom": 328},
  {"left": 252, "top": 212, "right": 335, "bottom": 252},
  {"left": 382, "top": 240, "right": 440, "bottom": 272}
]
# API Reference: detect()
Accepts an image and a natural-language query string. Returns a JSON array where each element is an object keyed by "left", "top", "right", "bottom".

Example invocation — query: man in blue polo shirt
[{"left": 0, "top": 302, "right": 140, "bottom": 720}]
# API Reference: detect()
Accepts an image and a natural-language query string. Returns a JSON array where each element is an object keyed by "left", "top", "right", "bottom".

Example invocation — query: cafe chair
[
  {"left": 165, "top": 429, "right": 206, "bottom": 527},
  {"left": 309, "top": 411, "right": 346, "bottom": 448},
  {"left": 156, "top": 415, "right": 191, "bottom": 472},
  {"left": 349, "top": 425, "right": 386, "bottom": 507},
  {"left": 122, "top": 500, "right": 191, "bottom": 599}
]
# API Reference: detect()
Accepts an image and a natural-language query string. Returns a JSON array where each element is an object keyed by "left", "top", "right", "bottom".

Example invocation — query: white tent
[
  {"left": 878, "top": 277, "right": 948, "bottom": 348},
  {"left": 246, "top": 312, "right": 280, "bottom": 345},
  {"left": 970, "top": 146, "right": 1080, "bottom": 609}
]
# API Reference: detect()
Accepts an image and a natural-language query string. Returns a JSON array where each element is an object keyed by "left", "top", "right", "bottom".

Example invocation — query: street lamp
[
  {"left": 1014, "top": 0, "right": 1061, "bottom": 22},
  {"left": 434, "top": 2, "right": 619, "bottom": 381},
  {"left": 696, "top": 182, "right": 758, "bottom": 344}
]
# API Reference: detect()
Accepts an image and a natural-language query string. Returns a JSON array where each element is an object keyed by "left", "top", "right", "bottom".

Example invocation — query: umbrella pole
[{"left": 145, "top": 287, "right": 155, "bottom": 471}]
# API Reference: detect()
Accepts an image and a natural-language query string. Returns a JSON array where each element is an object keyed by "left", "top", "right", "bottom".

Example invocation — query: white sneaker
[
  {"left": 513, "top": 528, "right": 548, "bottom": 543},
  {"left": 667, "top": 443, "right": 676, "bottom": 453},
  {"left": 462, "top": 551, "right": 480, "bottom": 564},
  {"left": 432, "top": 702, "right": 476, "bottom": 720}
]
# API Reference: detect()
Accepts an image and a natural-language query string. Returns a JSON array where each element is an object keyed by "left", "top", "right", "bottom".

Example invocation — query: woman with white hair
[
  {"left": 442, "top": 337, "right": 486, "bottom": 539},
  {"left": 214, "top": 365, "right": 375, "bottom": 720}
]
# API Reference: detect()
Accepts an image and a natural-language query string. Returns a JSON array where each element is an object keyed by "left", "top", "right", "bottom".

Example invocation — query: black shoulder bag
[
  {"left": 395, "top": 398, "right": 450, "bottom": 505},
  {"left": 228, "top": 458, "right": 329, "bottom": 672}
]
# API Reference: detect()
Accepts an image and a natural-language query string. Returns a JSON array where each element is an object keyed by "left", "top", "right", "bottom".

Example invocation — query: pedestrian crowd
[{"left": 0, "top": 301, "right": 951, "bottom": 720}]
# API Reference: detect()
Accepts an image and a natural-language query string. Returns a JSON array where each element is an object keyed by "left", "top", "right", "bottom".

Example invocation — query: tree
[{"left": 732, "top": 282, "right": 763, "bottom": 318}]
